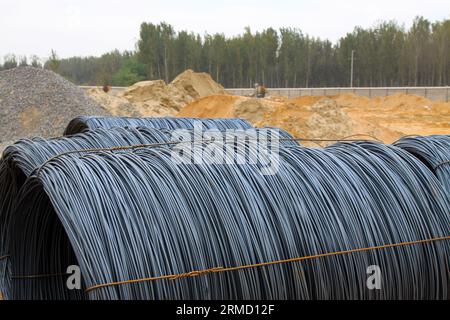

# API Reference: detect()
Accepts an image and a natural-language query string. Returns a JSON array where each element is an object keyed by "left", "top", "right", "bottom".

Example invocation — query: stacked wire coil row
[
  {"left": 395, "top": 135, "right": 450, "bottom": 193},
  {"left": 0, "top": 117, "right": 449, "bottom": 300},
  {"left": 0, "top": 118, "right": 292, "bottom": 299},
  {"left": 64, "top": 116, "right": 253, "bottom": 135}
]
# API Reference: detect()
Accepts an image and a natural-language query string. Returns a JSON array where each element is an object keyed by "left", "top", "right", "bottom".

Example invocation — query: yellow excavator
[{"left": 254, "top": 83, "right": 267, "bottom": 98}]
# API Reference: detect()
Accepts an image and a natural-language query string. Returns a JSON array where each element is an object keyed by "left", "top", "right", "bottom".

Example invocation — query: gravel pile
[{"left": 0, "top": 67, "right": 109, "bottom": 146}]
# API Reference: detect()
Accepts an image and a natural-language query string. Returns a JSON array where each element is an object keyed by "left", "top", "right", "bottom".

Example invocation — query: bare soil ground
[{"left": 178, "top": 92, "right": 450, "bottom": 146}]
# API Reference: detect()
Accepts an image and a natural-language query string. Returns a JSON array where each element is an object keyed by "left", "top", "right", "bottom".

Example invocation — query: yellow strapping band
[
  {"left": 0, "top": 255, "right": 10, "bottom": 261},
  {"left": 12, "top": 272, "right": 68, "bottom": 280},
  {"left": 85, "top": 235, "right": 450, "bottom": 294},
  {"left": 435, "top": 160, "right": 450, "bottom": 171}
]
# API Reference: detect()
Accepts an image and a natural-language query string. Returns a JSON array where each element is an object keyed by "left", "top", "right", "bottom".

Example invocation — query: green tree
[
  {"left": 2, "top": 54, "right": 18, "bottom": 70},
  {"left": 112, "top": 57, "right": 147, "bottom": 86},
  {"left": 19, "top": 56, "right": 28, "bottom": 67},
  {"left": 46, "top": 50, "right": 61, "bottom": 72},
  {"left": 30, "top": 55, "right": 42, "bottom": 68},
  {"left": 42, "top": 17, "right": 450, "bottom": 88}
]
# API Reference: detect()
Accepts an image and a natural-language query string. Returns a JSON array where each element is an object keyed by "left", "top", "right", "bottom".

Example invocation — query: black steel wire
[
  {"left": 0, "top": 126, "right": 294, "bottom": 299},
  {"left": 394, "top": 135, "right": 450, "bottom": 193},
  {"left": 8, "top": 139, "right": 450, "bottom": 300},
  {"left": 64, "top": 116, "right": 253, "bottom": 135},
  {"left": 0, "top": 126, "right": 170, "bottom": 299}
]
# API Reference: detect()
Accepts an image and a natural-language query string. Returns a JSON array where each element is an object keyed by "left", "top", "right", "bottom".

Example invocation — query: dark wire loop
[{"left": 1, "top": 118, "right": 449, "bottom": 300}]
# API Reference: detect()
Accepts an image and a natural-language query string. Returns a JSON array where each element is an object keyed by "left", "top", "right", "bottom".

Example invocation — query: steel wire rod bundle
[
  {"left": 8, "top": 139, "right": 450, "bottom": 300},
  {"left": 325, "top": 142, "right": 450, "bottom": 298},
  {"left": 64, "top": 116, "right": 253, "bottom": 135},
  {"left": 394, "top": 135, "right": 450, "bottom": 193},
  {"left": 0, "top": 127, "right": 294, "bottom": 299},
  {"left": 281, "top": 142, "right": 449, "bottom": 299},
  {"left": 0, "top": 126, "right": 172, "bottom": 299}
]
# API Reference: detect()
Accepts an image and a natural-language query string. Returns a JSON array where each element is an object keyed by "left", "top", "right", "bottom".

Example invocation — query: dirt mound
[
  {"left": 180, "top": 92, "right": 421, "bottom": 145},
  {"left": 180, "top": 91, "right": 449, "bottom": 144},
  {"left": 332, "top": 93, "right": 372, "bottom": 109},
  {"left": 0, "top": 67, "right": 108, "bottom": 144},
  {"left": 119, "top": 80, "right": 167, "bottom": 103},
  {"left": 87, "top": 88, "right": 139, "bottom": 117},
  {"left": 373, "top": 93, "right": 432, "bottom": 110},
  {"left": 115, "top": 80, "right": 177, "bottom": 116},
  {"left": 290, "top": 96, "right": 324, "bottom": 107},
  {"left": 288, "top": 93, "right": 450, "bottom": 141},
  {"left": 170, "top": 69, "right": 227, "bottom": 98},
  {"left": 108, "top": 70, "right": 227, "bottom": 117},
  {"left": 307, "top": 99, "right": 355, "bottom": 137},
  {"left": 179, "top": 95, "right": 277, "bottom": 123},
  {"left": 257, "top": 99, "right": 355, "bottom": 144},
  {"left": 234, "top": 99, "right": 275, "bottom": 123},
  {"left": 116, "top": 80, "right": 192, "bottom": 116},
  {"left": 432, "top": 101, "right": 450, "bottom": 115},
  {"left": 178, "top": 94, "right": 246, "bottom": 118},
  {"left": 330, "top": 92, "right": 446, "bottom": 111},
  {"left": 179, "top": 95, "right": 360, "bottom": 146}
]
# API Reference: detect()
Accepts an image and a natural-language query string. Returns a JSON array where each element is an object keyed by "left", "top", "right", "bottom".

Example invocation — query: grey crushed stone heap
[{"left": 0, "top": 67, "right": 108, "bottom": 145}]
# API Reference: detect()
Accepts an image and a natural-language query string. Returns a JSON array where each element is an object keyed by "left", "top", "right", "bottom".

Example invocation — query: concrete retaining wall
[
  {"left": 226, "top": 87, "right": 450, "bottom": 102},
  {"left": 80, "top": 86, "right": 450, "bottom": 102}
]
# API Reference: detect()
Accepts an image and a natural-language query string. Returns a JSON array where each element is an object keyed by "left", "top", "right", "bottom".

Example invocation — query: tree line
[{"left": 1, "top": 16, "right": 449, "bottom": 88}]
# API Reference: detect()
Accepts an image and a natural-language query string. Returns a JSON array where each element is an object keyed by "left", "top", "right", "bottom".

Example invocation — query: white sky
[{"left": 1, "top": 0, "right": 449, "bottom": 61}]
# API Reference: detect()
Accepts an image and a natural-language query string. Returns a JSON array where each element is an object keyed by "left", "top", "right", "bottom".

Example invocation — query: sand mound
[
  {"left": 332, "top": 93, "right": 372, "bottom": 109},
  {"left": 330, "top": 92, "right": 445, "bottom": 112},
  {"left": 178, "top": 94, "right": 246, "bottom": 118},
  {"left": 290, "top": 96, "right": 324, "bottom": 107},
  {"left": 307, "top": 99, "right": 355, "bottom": 137},
  {"left": 432, "top": 102, "right": 450, "bottom": 115},
  {"left": 0, "top": 67, "right": 108, "bottom": 144},
  {"left": 234, "top": 99, "right": 275, "bottom": 123},
  {"left": 87, "top": 88, "right": 139, "bottom": 117},
  {"left": 170, "top": 69, "right": 227, "bottom": 98},
  {"left": 317, "top": 93, "right": 450, "bottom": 138},
  {"left": 179, "top": 95, "right": 361, "bottom": 146},
  {"left": 105, "top": 70, "right": 227, "bottom": 117},
  {"left": 118, "top": 80, "right": 168, "bottom": 103},
  {"left": 374, "top": 93, "right": 432, "bottom": 111},
  {"left": 179, "top": 95, "right": 277, "bottom": 123},
  {"left": 180, "top": 91, "right": 449, "bottom": 144},
  {"left": 257, "top": 99, "right": 355, "bottom": 144},
  {"left": 179, "top": 92, "right": 424, "bottom": 145},
  {"left": 116, "top": 80, "right": 179, "bottom": 116}
]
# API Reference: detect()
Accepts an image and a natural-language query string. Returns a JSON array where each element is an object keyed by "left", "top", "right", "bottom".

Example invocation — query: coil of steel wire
[
  {"left": 0, "top": 126, "right": 170, "bottom": 300},
  {"left": 0, "top": 126, "right": 295, "bottom": 299},
  {"left": 64, "top": 116, "right": 253, "bottom": 135},
  {"left": 394, "top": 135, "right": 450, "bottom": 193},
  {"left": 8, "top": 139, "right": 449, "bottom": 300}
]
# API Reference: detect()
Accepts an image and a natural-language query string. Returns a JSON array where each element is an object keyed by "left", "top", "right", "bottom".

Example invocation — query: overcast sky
[{"left": 1, "top": 0, "right": 449, "bottom": 61}]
